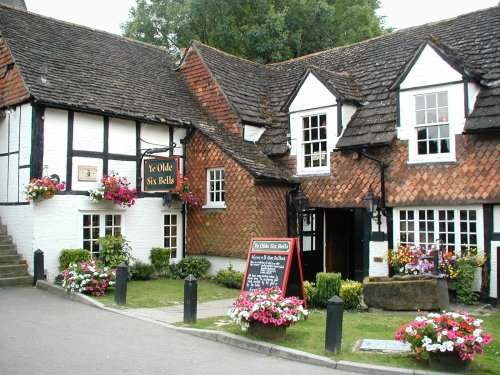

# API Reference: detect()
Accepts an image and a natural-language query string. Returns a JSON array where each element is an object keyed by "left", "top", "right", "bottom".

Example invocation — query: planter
[
  {"left": 428, "top": 351, "right": 471, "bottom": 372},
  {"left": 248, "top": 321, "right": 286, "bottom": 340},
  {"left": 363, "top": 275, "right": 449, "bottom": 311}
]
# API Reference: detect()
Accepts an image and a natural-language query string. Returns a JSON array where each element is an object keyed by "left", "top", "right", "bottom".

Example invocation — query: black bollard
[
  {"left": 325, "top": 295, "right": 344, "bottom": 354},
  {"left": 33, "top": 249, "right": 45, "bottom": 285},
  {"left": 114, "top": 263, "right": 128, "bottom": 305},
  {"left": 184, "top": 274, "right": 197, "bottom": 324}
]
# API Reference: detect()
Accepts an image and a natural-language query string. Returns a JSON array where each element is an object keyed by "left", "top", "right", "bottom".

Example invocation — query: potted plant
[
  {"left": 23, "top": 175, "right": 66, "bottom": 202},
  {"left": 227, "top": 286, "right": 308, "bottom": 339},
  {"left": 61, "top": 259, "right": 116, "bottom": 296},
  {"left": 395, "top": 311, "right": 492, "bottom": 371},
  {"left": 89, "top": 172, "right": 137, "bottom": 208},
  {"left": 163, "top": 176, "right": 200, "bottom": 207}
]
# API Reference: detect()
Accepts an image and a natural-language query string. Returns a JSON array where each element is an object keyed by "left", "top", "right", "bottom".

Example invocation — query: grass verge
[
  {"left": 91, "top": 279, "right": 240, "bottom": 308},
  {"left": 177, "top": 309, "right": 500, "bottom": 375}
]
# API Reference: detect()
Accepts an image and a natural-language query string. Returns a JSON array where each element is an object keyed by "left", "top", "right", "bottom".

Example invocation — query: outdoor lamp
[
  {"left": 363, "top": 188, "right": 378, "bottom": 216},
  {"left": 293, "top": 189, "right": 309, "bottom": 212}
]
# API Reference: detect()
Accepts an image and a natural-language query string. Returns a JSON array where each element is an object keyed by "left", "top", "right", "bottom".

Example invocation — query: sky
[{"left": 23, "top": 0, "right": 500, "bottom": 35}]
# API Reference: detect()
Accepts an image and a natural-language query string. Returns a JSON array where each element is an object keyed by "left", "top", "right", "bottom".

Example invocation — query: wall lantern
[
  {"left": 363, "top": 187, "right": 387, "bottom": 241},
  {"left": 293, "top": 188, "right": 309, "bottom": 213}
]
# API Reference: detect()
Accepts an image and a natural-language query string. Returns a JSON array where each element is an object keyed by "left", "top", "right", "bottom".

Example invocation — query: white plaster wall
[
  {"left": 400, "top": 45, "right": 462, "bottom": 89},
  {"left": 43, "top": 108, "right": 68, "bottom": 180},
  {"left": 491, "top": 241, "right": 498, "bottom": 299},
  {"left": 109, "top": 118, "right": 136, "bottom": 155},
  {"left": 73, "top": 112, "right": 103, "bottom": 152},
  {"left": 0, "top": 157, "right": 7, "bottom": 202},
  {"left": 7, "top": 154, "right": 18, "bottom": 202},
  {"left": 8, "top": 108, "right": 20, "bottom": 153},
  {"left": 0, "top": 112, "right": 8, "bottom": 154},
  {"left": 369, "top": 241, "right": 389, "bottom": 276},
  {"left": 27, "top": 194, "right": 183, "bottom": 279},
  {"left": 189, "top": 255, "right": 247, "bottom": 275},
  {"left": 19, "top": 104, "right": 32, "bottom": 167},
  {"left": 72, "top": 157, "right": 103, "bottom": 191},
  {"left": 18, "top": 167, "right": 30, "bottom": 202},
  {"left": 467, "top": 81, "right": 481, "bottom": 115},
  {"left": 288, "top": 74, "right": 336, "bottom": 112},
  {"left": 108, "top": 160, "right": 137, "bottom": 189}
]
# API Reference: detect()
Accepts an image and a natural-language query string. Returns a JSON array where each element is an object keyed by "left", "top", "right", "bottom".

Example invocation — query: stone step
[
  {"left": 0, "top": 248, "right": 18, "bottom": 256},
  {"left": 0, "top": 263, "right": 28, "bottom": 278},
  {"left": 0, "top": 234, "right": 12, "bottom": 243},
  {"left": 0, "top": 243, "right": 17, "bottom": 251},
  {"left": 0, "top": 254, "right": 21, "bottom": 263},
  {"left": 0, "top": 225, "right": 7, "bottom": 235},
  {"left": 0, "top": 275, "right": 32, "bottom": 287}
]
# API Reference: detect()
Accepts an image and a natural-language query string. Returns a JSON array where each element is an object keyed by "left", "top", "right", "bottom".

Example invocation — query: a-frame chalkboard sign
[{"left": 242, "top": 237, "right": 306, "bottom": 302}]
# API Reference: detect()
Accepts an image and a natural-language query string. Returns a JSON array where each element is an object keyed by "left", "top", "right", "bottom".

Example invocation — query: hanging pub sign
[
  {"left": 143, "top": 157, "right": 180, "bottom": 192},
  {"left": 242, "top": 237, "right": 306, "bottom": 301}
]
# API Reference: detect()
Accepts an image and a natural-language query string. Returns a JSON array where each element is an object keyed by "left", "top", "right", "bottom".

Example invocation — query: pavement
[{"left": 36, "top": 280, "right": 494, "bottom": 375}]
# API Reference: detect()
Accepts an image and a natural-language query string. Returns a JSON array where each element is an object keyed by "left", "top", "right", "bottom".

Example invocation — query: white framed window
[
  {"left": 415, "top": 92, "right": 450, "bottom": 156},
  {"left": 394, "top": 206, "right": 483, "bottom": 254},
  {"left": 83, "top": 213, "right": 122, "bottom": 258},
  {"left": 164, "top": 214, "right": 179, "bottom": 259},
  {"left": 302, "top": 114, "right": 328, "bottom": 170},
  {"left": 204, "top": 167, "right": 225, "bottom": 208}
]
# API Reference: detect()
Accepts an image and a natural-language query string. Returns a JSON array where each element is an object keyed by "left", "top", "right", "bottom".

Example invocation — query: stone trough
[{"left": 363, "top": 275, "right": 449, "bottom": 311}]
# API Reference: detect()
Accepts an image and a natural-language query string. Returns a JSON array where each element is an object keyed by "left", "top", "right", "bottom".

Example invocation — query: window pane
[
  {"left": 429, "top": 140, "right": 438, "bottom": 154},
  {"left": 418, "top": 141, "right": 427, "bottom": 155},
  {"left": 416, "top": 110, "right": 425, "bottom": 124},
  {"left": 438, "top": 107, "right": 448, "bottom": 122},
  {"left": 415, "top": 95, "right": 425, "bottom": 110},
  {"left": 426, "top": 93, "right": 437, "bottom": 108},
  {"left": 438, "top": 92, "right": 448, "bottom": 107},
  {"left": 427, "top": 108, "right": 437, "bottom": 123}
]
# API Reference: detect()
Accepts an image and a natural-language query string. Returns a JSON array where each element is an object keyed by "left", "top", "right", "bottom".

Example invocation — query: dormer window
[
  {"left": 415, "top": 92, "right": 450, "bottom": 156},
  {"left": 302, "top": 114, "right": 327, "bottom": 169}
]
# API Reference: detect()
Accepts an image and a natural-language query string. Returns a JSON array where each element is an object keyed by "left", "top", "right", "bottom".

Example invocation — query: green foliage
[
  {"left": 150, "top": 247, "right": 171, "bottom": 274},
  {"left": 303, "top": 280, "right": 319, "bottom": 308},
  {"left": 339, "top": 279, "right": 363, "bottom": 309},
  {"left": 455, "top": 260, "right": 478, "bottom": 305},
  {"left": 123, "top": 0, "right": 386, "bottom": 63},
  {"left": 59, "top": 249, "right": 91, "bottom": 271},
  {"left": 128, "top": 260, "right": 157, "bottom": 281},
  {"left": 315, "top": 272, "right": 342, "bottom": 308},
  {"left": 96, "top": 235, "right": 132, "bottom": 268},
  {"left": 214, "top": 265, "right": 244, "bottom": 289},
  {"left": 170, "top": 257, "right": 211, "bottom": 279}
]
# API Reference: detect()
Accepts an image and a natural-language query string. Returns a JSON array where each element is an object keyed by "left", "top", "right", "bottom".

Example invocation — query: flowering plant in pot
[
  {"left": 388, "top": 244, "right": 434, "bottom": 275},
  {"left": 395, "top": 311, "right": 492, "bottom": 370},
  {"left": 163, "top": 176, "right": 200, "bottom": 207},
  {"left": 89, "top": 172, "right": 137, "bottom": 208},
  {"left": 23, "top": 175, "right": 66, "bottom": 201},
  {"left": 61, "top": 259, "right": 116, "bottom": 296},
  {"left": 227, "top": 286, "right": 308, "bottom": 334}
]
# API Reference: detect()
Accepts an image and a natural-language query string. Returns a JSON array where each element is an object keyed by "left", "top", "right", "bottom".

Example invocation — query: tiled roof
[
  {"left": 193, "top": 5, "right": 500, "bottom": 150},
  {"left": 0, "top": 5, "right": 206, "bottom": 126},
  {"left": 464, "top": 85, "right": 500, "bottom": 132},
  {"left": 195, "top": 120, "right": 297, "bottom": 183},
  {"left": 0, "top": 5, "right": 295, "bottom": 183}
]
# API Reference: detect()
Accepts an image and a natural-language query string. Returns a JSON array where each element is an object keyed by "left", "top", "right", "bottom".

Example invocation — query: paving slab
[{"left": 359, "top": 339, "right": 411, "bottom": 353}]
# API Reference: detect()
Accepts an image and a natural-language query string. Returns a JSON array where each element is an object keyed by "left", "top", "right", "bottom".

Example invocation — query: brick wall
[
  {"left": 300, "top": 134, "right": 500, "bottom": 208},
  {"left": 180, "top": 48, "right": 242, "bottom": 137},
  {"left": 0, "top": 38, "right": 30, "bottom": 107},
  {"left": 186, "top": 131, "right": 289, "bottom": 258}
]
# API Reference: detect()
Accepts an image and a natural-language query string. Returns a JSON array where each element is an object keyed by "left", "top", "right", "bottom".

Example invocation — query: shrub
[
  {"left": 339, "top": 279, "right": 363, "bottom": 309},
  {"left": 59, "top": 249, "right": 91, "bottom": 271},
  {"left": 214, "top": 265, "right": 244, "bottom": 289},
  {"left": 171, "top": 257, "right": 210, "bottom": 279},
  {"left": 150, "top": 248, "right": 171, "bottom": 274},
  {"left": 315, "top": 272, "right": 342, "bottom": 308},
  {"left": 303, "top": 280, "right": 319, "bottom": 308},
  {"left": 96, "top": 235, "right": 132, "bottom": 268},
  {"left": 61, "top": 259, "right": 115, "bottom": 296},
  {"left": 128, "top": 260, "right": 156, "bottom": 281}
]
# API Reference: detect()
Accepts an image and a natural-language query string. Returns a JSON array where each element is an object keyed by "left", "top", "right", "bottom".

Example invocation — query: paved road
[{"left": 0, "top": 287, "right": 358, "bottom": 375}]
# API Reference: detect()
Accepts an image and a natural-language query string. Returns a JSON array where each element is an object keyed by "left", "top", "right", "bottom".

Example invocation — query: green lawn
[
  {"left": 92, "top": 280, "right": 499, "bottom": 374},
  {"left": 92, "top": 279, "right": 240, "bottom": 308},
  {"left": 179, "top": 309, "right": 500, "bottom": 375}
]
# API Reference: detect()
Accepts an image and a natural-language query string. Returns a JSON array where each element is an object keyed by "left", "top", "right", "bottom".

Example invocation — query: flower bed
[{"left": 61, "top": 260, "right": 116, "bottom": 296}]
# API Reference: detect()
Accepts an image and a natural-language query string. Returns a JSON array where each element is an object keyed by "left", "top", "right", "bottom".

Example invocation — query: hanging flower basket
[
  {"left": 89, "top": 172, "right": 137, "bottom": 208},
  {"left": 163, "top": 176, "right": 200, "bottom": 207},
  {"left": 23, "top": 176, "right": 66, "bottom": 202}
]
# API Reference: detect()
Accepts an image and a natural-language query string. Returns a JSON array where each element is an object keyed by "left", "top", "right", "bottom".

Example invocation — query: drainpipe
[
  {"left": 180, "top": 126, "right": 194, "bottom": 259},
  {"left": 360, "top": 149, "right": 389, "bottom": 214}
]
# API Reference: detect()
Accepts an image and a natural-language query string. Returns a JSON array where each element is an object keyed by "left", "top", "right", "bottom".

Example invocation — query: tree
[{"left": 122, "top": 0, "right": 387, "bottom": 63}]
